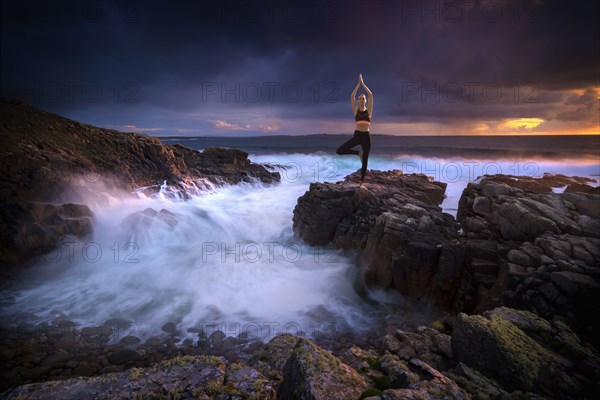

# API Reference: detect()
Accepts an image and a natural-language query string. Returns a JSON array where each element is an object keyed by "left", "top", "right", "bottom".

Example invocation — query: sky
[{"left": 1, "top": 0, "right": 599, "bottom": 136}]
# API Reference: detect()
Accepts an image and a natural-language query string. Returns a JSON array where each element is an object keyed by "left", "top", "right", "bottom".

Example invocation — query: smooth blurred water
[{"left": 1, "top": 149, "right": 598, "bottom": 342}]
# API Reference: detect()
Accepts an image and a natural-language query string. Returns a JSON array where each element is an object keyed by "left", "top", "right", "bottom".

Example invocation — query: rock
[
  {"left": 281, "top": 337, "right": 368, "bottom": 400},
  {"left": 0, "top": 202, "right": 94, "bottom": 268},
  {"left": 453, "top": 311, "right": 551, "bottom": 392},
  {"left": 384, "top": 327, "right": 454, "bottom": 372},
  {"left": 458, "top": 174, "right": 598, "bottom": 242},
  {"left": 223, "top": 364, "right": 276, "bottom": 399},
  {"left": 251, "top": 333, "right": 368, "bottom": 400},
  {"left": 73, "top": 362, "right": 98, "bottom": 376},
  {"left": 446, "top": 362, "right": 507, "bottom": 400},
  {"left": 4, "top": 355, "right": 227, "bottom": 399},
  {"left": 472, "top": 196, "right": 491, "bottom": 214},
  {"left": 161, "top": 322, "right": 177, "bottom": 334},
  {"left": 507, "top": 249, "right": 532, "bottom": 268},
  {"left": 293, "top": 170, "right": 450, "bottom": 247},
  {"left": 0, "top": 97, "right": 279, "bottom": 271},
  {"left": 455, "top": 174, "right": 600, "bottom": 339},
  {"left": 377, "top": 359, "right": 469, "bottom": 400},
  {"left": 452, "top": 307, "right": 599, "bottom": 398},
  {"left": 383, "top": 334, "right": 402, "bottom": 354},
  {"left": 40, "top": 352, "right": 74, "bottom": 368},
  {"left": 120, "top": 335, "right": 141, "bottom": 345},
  {"left": 379, "top": 354, "right": 420, "bottom": 388},
  {"left": 293, "top": 169, "right": 468, "bottom": 309},
  {"left": 577, "top": 215, "right": 600, "bottom": 237},
  {"left": 480, "top": 181, "right": 512, "bottom": 197},
  {"left": 496, "top": 202, "right": 560, "bottom": 241},
  {"left": 107, "top": 349, "right": 140, "bottom": 365},
  {"left": 550, "top": 271, "right": 600, "bottom": 295}
]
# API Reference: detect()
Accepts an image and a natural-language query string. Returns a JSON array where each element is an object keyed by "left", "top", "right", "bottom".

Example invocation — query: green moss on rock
[
  {"left": 452, "top": 312, "right": 550, "bottom": 392},
  {"left": 359, "top": 387, "right": 382, "bottom": 399}
]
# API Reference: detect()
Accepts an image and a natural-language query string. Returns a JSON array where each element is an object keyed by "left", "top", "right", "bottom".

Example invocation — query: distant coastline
[
  {"left": 156, "top": 134, "right": 600, "bottom": 161},
  {"left": 157, "top": 133, "right": 599, "bottom": 139}
]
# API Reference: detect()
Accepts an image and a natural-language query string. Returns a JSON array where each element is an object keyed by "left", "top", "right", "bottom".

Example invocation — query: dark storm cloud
[{"left": 1, "top": 0, "right": 598, "bottom": 135}]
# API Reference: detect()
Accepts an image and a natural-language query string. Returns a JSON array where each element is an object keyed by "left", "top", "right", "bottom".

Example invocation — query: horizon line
[{"left": 155, "top": 133, "right": 600, "bottom": 139}]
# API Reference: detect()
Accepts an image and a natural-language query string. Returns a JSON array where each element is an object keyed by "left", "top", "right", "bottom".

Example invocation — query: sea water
[{"left": 1, "top": 136, "right": 598, "bottom": 343}]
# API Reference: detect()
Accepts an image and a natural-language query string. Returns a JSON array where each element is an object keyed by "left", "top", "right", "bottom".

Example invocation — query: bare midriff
[{"left": 356, "top": 121, "right": 370, "bottom": 131}]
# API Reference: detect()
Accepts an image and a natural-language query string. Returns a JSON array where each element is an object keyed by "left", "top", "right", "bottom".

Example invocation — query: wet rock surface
[
  {"left": 293, "top": 170, "right": 463, "bottom": 308},
  {"left": 290, "top": 171, "right": 599, "bottom": 399},
  {"left": 0, "top": 97, "right": 279, "bottom": 271},
  {"left": 457, "top": 174, "right": 600, "bottom": 347},
  {"left": 7, "top": 309, "right": 595, "bottom": 400}
]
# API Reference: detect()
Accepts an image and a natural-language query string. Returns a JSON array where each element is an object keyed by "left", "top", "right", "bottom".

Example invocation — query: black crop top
[{"left": 355, "top": 108, "right": 370, "bottom": 122}]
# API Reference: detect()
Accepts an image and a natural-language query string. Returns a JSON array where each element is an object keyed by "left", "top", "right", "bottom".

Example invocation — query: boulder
[
  {"left": 452, "top": 307, "right": 600, "bottom": 398},
  {"left": 250, "top": 333, "right": 368, "bottom": 400}
]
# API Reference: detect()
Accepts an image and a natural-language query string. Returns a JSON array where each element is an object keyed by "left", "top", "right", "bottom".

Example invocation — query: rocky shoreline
[
  {"left": 293, "top": 171, "right": 599, "bottom": 324},
  {"left": 1, "top": 97, "right": 599, "bottom": 399},
  {"left": 289, "top": 170, "right": 599, "bottom": 399},
  {"left": 3, "top": 172, "right": 598, "bottom": 400},
  {"left": 2, "top": 304, "right": 598, "bottom": 399},
  {"left": 0, "top": 97, "right": 279, "bottom": 273}
]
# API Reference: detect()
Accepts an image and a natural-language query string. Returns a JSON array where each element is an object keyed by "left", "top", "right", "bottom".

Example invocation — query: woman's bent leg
[{"left": 336, "top": 132, "right": 361, "bottom": 156}]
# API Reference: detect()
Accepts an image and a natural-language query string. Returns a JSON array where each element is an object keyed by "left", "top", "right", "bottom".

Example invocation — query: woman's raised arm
[
  {"left": 360, "top": 76, "right": 374, "bottom": 116},
  {"left": 350, "top": 76, "right": 361, "bottom": 115}
]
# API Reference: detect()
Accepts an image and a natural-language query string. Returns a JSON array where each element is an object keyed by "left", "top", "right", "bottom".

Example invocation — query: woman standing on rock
[{"left": 336, "top": 73, "right": 373, "bottom": 187}]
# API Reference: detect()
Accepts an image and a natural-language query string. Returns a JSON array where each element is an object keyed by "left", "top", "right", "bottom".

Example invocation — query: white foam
[{"left": 2, "top": 152, "right": 597, "bottom": 342}]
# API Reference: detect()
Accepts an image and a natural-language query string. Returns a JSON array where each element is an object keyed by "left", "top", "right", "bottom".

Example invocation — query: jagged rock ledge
[
  {"left": 293, "top": 171, "right": 599, "bottom": 344},
  {"left": 0, "top": 97, "right": 279, "bottom": 270},
  {"left": 2, "top": 306, "right": 598, "bottom": 399}
]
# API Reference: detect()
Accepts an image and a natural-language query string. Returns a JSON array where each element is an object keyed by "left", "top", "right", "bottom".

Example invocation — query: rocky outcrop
[
  {"left": 457, "top": 174, "right": 599, "bottom": 242},
  {"left": 452, "top": 307, "right": 599, "bottom": 399},
  {"left": 0, "top": 98, "right": 279, "bottom": 205},
  {"left": 2, "top": 307, "right": 598, "bottom": 400},
  {"left": 345, "top": 307, "right": 598, "bottom": 400},
  {"left": 250, "top": 333, "right": 369, "bottom": 400},
  {"left": 292, "top": 170, "right": 448, "bottom": 248},
  {"left": 457, "top": 174, "right": 600, "bottom": 346},
  {"left": 1, "top": 355, "right": 276, "bottom": 399},
  {"left": 0, "top": 202, "right": 93, "bottom": 271},
  {"left": 0, "top": 97, "right": 279, "bottom": 270},
  {"left": 293, "top": 170, "right": 464, "bottom": 307},
  {"left": 293, "top": 171, "right": 600, "bottom": 329},
  {"left": 1, "top": 334, "right": 368, "bottom": 400}
]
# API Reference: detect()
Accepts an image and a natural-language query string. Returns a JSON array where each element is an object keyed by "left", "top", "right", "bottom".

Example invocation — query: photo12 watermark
[
  {"left": 196, "top": 320, "right": 338, "bottom": 342},
  {"left": 396, "top": 1, "right": 541, "bottom": 24},
  {"left": 3, "top": 81, "right": 140, "bottom": 105},
  {"left": 39, "top": 241, "right": 140, "bottom": 264},
  {"left": 200, "top": 241, "right": 341, "bottom": 264},
  {"left": 199, "top": 81, "right": 340, "bottom": 104},
  {"left": 400, "top": 81, "right": 539, "bottom": 104},
  {"left": 401, "top": 160, "right": 540, "bottom": 182}
]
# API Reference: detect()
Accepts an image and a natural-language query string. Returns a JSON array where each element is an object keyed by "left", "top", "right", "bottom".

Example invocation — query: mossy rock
[
  {"left": 446, "top": 362, "right": 507, "bottom": 400},
  {"left": 451, "top": 307, "right": 597, "bottom": 399},
  {"left": 452, "top": 311, "right": 550, "bottom": 392},
  {"left": 223, "top": 365, "right": 276, "bottom": 399},
  {"left": 359, "top": 387, "right": 382, "bottom": 399},
  {"left": 280, "top": 337, "right": 369, "bottom": 400}
]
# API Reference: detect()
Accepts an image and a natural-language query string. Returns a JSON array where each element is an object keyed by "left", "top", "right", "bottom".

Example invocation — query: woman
[{"left": 336, "top": 73, "right": 373, "bottom": 187}]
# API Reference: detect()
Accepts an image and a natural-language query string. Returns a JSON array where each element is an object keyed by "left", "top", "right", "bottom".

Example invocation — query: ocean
[{"left": 1, "top": 135, "right": 598, "bottom": 343}]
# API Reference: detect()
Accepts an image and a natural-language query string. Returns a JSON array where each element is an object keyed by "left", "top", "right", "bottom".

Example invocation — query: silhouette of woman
[{"left": 336, "top": 73, "right": 373, "bottom": 187}]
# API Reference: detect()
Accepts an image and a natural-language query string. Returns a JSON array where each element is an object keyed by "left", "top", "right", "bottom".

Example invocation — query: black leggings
[{"left": 336, "top": 130, "right": 371, "bottom": 181}]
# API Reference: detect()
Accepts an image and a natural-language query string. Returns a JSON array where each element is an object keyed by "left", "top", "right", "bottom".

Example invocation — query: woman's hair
[{"left": 358, "top": 93, "right": 367, "bottom": 100}]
